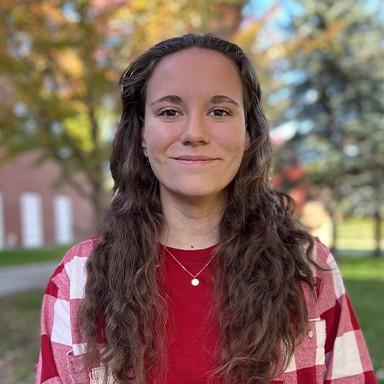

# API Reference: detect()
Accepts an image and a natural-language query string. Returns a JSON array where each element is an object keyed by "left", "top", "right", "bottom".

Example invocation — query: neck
[{"left": 160, "top": 191, "right": 225, "bottom": 250}]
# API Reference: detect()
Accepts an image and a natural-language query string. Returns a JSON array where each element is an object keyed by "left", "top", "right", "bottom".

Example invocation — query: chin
[{"left": 171, "top": 185, "right": 227, "bottom": 200}]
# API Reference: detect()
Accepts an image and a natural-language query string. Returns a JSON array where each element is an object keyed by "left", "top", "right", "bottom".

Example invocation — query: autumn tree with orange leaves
[{"left": 1, "top": 0, "right": 282, "bottom": 229}]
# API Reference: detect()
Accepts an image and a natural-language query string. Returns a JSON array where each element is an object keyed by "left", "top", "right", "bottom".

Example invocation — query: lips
[
  {"left": 170, "top": 155, "right": 220, "bottom": 166},
  {"left": 172, "top": 155, "right": 218, "bottom": 161}
]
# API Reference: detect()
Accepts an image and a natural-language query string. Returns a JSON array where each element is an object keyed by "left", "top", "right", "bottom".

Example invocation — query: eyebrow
[
  {"left": 149, "top": 94, "right": 241, "bottom": 108},
  {"left": 149, "top": 95, "right": 182, "bottom": 107},
  {"left": 210, "top": 95, "right": 240, "bottom": 107}
]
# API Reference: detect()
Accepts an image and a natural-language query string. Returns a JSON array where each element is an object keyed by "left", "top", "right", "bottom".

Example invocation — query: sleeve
[
  {"left": 315, "top": 242, "right": 377, "bottom": 384},
  {"left": 35, "top": 262, "right": 74, "bottom": 384}
]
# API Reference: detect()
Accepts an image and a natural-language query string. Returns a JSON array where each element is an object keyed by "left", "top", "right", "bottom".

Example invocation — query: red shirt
[
  {"left": 156, "top": 244, "right": 220, "bottom": 384},
  {"left": 35, "top": 239, "right": 377, "bottom": 384}
]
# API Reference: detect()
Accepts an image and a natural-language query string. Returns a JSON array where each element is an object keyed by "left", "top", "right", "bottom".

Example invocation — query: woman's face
[{"left": 142, "top": 48, "right": 249, "bottom": 203}]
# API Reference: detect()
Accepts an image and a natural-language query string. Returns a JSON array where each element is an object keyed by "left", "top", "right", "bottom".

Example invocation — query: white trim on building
[
  {"left": 54, "top": 195, "right": 74, "bottom": 245},
  {"left": 20, "top": 192, "right": 44, "bottom": 248}
]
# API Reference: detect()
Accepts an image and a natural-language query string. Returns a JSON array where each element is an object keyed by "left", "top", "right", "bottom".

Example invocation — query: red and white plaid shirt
[{"left": 35, "top": 239, "right": 377, "bottom": 383}]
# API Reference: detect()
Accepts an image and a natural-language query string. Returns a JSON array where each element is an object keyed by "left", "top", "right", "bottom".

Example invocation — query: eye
[
  {"left": 208, "top": 108, "right": 231, "bottom": 117},
  {"left": 158, "top": 108, "right": 181, "bottom": 118}
]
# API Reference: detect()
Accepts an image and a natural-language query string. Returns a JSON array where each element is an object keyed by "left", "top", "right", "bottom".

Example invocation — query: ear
[
  {"left": 141, "top": 132, "right": 147, "bottom": 156},
  {"left": 244, "top": 131, "right": 250, "bottom": 150}
]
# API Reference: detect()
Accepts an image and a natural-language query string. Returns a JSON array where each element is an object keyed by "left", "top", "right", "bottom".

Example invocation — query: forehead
[{"left": 145, "top": 48, "right": 243, "bottom": 102}]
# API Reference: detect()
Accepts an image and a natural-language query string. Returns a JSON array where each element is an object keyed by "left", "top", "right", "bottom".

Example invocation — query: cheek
[
  {"left": 216, "top": 127, "right": 248, "bottom": 152},
  {"left": 142, "top": 123, "right": 177, "bottom": 159},
  {"left": 142, "top": 123, "right": 163, "bottom": 150}
]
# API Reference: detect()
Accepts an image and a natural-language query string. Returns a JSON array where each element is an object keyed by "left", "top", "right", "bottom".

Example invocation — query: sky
[
  {"left": 243, "top": 0, "right": 303, "bottom": 25},
  {"left": 243, "top": 0, "right": 383, "bottom": 139}
]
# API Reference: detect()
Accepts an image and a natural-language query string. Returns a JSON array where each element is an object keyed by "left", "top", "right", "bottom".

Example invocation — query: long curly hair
[{"left": 79, "top": 33, "right": 316, "bottom": 384}]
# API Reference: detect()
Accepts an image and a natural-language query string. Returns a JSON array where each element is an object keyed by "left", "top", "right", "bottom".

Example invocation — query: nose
[{"left": 180, "top": 112, "right": 210, "bottom": 146}]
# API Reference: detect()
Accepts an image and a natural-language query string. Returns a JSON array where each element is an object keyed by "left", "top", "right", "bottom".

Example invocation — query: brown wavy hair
[{"left": 79, "top": 33, "right": 316, "bottom": 384}]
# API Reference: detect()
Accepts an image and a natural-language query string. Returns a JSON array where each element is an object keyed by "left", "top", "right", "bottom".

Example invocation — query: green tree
[
  {"left": 276, "top": 0, "right": 384, "bottom": 255},
  {"left": 1, "top": 0, "right": 262, "bottom": 230}
]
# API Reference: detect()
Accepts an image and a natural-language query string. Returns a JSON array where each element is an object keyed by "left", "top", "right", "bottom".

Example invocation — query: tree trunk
[
  {"left": 90, "top": 177, "right": 109, "bottom": 235},
  {"left": 330, "top": 210, "right": 338, "bottom": 258},
  {"left": 373, "top": 209, "right": 382, "bottom": 257}
]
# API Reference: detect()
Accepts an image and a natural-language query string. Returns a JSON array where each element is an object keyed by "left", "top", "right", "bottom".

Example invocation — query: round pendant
[{"left": 191, "top": 278, "right": 200, "bottom": 286}]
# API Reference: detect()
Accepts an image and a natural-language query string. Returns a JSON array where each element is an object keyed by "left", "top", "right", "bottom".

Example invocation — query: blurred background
[{"left": 0, "top": 0, "right": 383, "bottom": 383}]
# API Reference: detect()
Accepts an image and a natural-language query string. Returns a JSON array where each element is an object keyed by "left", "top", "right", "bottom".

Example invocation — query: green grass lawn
[
  {"left": 0, "top": 255, "right": 383, "bottom": 383},
  {"left": 0, "top": 217, "right": 381, "bottom": 267},
  {"left": 0, "top": 289, "right": 43, "bottom": 384},
  {"left": 336, "top": 217, "right": 384, "bottom": 251},
  {"left": 0, "top": 245, "right": 68, "bottom": 267},
  {"left": 338, "top": 255, "right": 384, "bottom": 381}
]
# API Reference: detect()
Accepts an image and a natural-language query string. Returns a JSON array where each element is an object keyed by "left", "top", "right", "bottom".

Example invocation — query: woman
[{"left": 36, "top": 34, "right": 376, "bottom": 384}]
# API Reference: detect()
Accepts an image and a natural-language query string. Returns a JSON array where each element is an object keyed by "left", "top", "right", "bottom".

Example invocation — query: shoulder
[
  {"left": 312, "top": 239, "right": 335, "bottom": 268},
  {"left": 298, "top": 239, "right": 344, "bottom": 318},
  {"left": 307, "top": 238, "right": 341, "bottom": 283},
  {"left": 45, "top": 237, "right": 99, "bottom": 300},
  {"left": 61, "top": 237, "right": 100, "bottom": 264},
  {"left": 59, "top": 237, "right": 99, "bottom": 273},
  {"left": 310, "top": 239, "right": 347, "bottom": 316},
  {"left": 312, "top": 239, "right": 342, "bottom": 285}
]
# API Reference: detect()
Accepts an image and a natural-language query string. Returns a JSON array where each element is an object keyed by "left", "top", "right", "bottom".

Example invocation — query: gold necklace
[{"left": 163, "top": 246, "right": 216, "bottom": 287}]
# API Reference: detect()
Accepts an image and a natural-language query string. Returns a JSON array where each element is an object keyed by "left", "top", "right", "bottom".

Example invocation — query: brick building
[{"left": 0, "top": 151, "right": 95, "bottom": 249}]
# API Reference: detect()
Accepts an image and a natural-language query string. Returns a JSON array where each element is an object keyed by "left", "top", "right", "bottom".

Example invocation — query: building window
[
  {"left": 54, "top": 195, "right": 73, "bottom": 245},
  {"left": 20, "top": 192, "right": 44, "bottom": 248}
]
